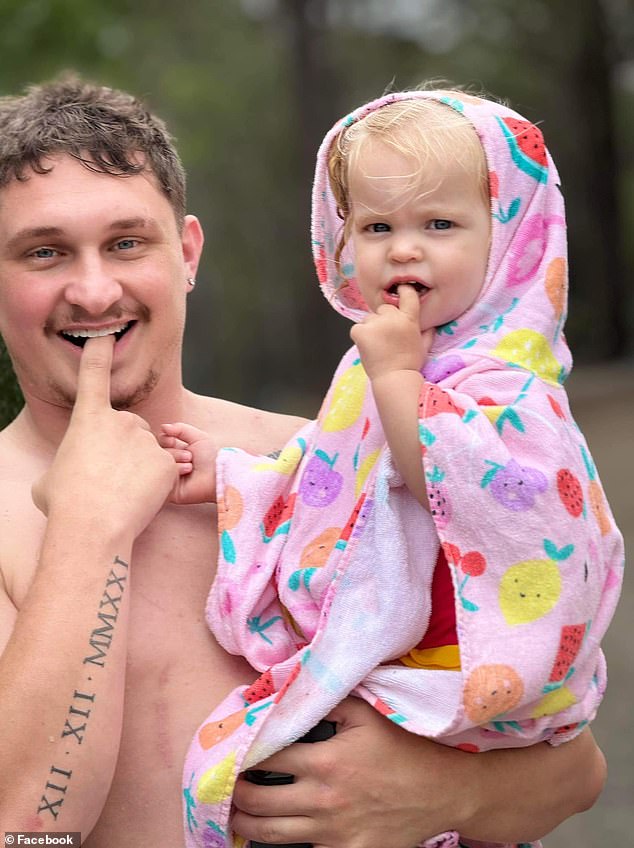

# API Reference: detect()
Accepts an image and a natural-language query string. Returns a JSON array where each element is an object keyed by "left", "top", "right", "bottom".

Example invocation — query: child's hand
[
  {"left": 350, "top": 285, "right": 434, "bottom": 381},
  {"left": 159, "top": 422, "right": 217, "bottom": 504}
]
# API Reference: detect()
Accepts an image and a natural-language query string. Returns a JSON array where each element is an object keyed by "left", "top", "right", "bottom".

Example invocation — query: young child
[{"left": 164, "top": 89, "right": 624, "bottom": 848}]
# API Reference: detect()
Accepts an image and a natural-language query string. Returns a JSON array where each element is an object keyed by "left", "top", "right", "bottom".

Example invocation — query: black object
[{"left": 244, "top": 719, "right": 337, "bottom": 848}]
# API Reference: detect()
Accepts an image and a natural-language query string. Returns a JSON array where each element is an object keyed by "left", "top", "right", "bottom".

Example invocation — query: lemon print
[
  {"left": 323, "top": 359, "right": 367, "bottom": 432},
  {"left": 197, "top": 751, "right": 237, "bottom": 804},
  {"left": 254, "top": 443, "right": 304, "bottom": 474},
  {"left": 531, "top": 685, "right": 577, "bottom": 718},
  {"left": 355, "top": 448, "right": 381, "bottom": 497},
  {"left": 499, "top": 559, "right": 561, "bottom": 625},
  {"left": 492, "top": 329, "right": 562, "bottom": 385}
]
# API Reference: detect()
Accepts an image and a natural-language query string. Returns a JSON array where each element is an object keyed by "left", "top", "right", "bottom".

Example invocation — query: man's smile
[{"left": 59, "top": 320, "right": 136, "bottom": 348}]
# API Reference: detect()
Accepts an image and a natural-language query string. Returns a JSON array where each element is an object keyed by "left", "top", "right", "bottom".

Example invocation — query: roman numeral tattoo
[
  {"left": 37, "top": 555, "right": 129, "bottom": 821},
  {"left": 83, "top": 555, "right": 129, "bottom": 667}
]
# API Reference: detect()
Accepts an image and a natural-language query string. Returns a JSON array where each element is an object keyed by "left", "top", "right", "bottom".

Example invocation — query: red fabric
[{"left": 417, "top": 548, "right": 457, "bottom": 650}]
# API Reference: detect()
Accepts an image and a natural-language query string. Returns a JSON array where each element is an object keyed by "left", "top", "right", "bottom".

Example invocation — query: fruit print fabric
[{"left": 182, "top": 92, "right": 624, "bottom": 848}]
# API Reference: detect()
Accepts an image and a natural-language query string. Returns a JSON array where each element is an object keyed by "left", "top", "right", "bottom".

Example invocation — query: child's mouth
[{"left": 386, "top": 281, "right": 429, "bottom": 295}]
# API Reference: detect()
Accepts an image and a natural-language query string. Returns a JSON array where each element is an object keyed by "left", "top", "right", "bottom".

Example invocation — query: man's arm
[
  {"left": 0, "top": 336, "right": 176, "bottom": 834},
  {"left": 232, "top": 697, "right": 606, "bottom": 848}
]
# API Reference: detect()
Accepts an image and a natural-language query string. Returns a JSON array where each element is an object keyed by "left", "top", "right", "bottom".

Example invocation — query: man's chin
[
  {"left": 111, "top": 371, "right": 160, "bottom": 411},
  {"left": 52, "top": 370, "right": 160, "bottom": 412}
]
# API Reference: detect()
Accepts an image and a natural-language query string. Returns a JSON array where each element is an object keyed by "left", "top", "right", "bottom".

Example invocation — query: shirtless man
[{"left": 0, "top": 76, "right": 606, "bottom": 848}]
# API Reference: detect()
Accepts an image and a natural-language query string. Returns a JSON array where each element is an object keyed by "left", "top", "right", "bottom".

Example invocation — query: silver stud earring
[{"left": 187, "top": 276, "right": 196, "bottom": 288}]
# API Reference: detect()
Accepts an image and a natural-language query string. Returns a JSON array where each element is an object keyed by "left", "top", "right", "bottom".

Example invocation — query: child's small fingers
[
  {"left": 161, "top": 421, "right": 207, "bottom": 443},
  {"left": 160, "top": 422, "right": 182, "bottom": 436},
  {"left": 164, "top": 447, "right": 193, "bottom": 463},
  {"left": 177, "top": 461, "right": 194, "bottom": 476},
  {"left": 159, "top": 434, "right": 189, "bottom": 450}
]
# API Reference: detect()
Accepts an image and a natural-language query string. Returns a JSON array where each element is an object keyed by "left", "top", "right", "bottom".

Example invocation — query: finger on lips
[
  {"left": 396, "top": 283, "right": 422, "bottom": 316},
  {"left": 73, "top": 334, "right": 115, "bottom": 413}
]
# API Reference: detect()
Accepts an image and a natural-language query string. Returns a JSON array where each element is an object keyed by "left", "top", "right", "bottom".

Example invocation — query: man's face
[{"left": 0, "top": 154, "right": 202, "bottom": 411}]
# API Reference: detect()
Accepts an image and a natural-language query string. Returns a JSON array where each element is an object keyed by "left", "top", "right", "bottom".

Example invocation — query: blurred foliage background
[{"left": 0, "top": 0, "right": 632, "bottom": 426}]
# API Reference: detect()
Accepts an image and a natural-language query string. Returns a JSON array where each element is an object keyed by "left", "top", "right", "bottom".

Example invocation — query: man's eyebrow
[
  {"left": 5, "top": 226, "right": 64, "bottom": 251},
  {"left": 108, "top": 217, "right": 158, "bottom": 231}
]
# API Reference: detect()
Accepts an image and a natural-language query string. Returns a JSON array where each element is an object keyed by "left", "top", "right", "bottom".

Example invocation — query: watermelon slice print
[
  {"left": 497, "top": 116, "right": 548, "bottom": 183},
  {"left": 261, "top": 492, "right": 297, "bottom": 543},
  {"left": 419, "top": 384, "right": 465, "bottom": 419},
  {"left": 543, "top": 622, "right": 587, "bottom": 692},
  {"left": 243, "top": 668, "right": 275, "bottom": 704}
]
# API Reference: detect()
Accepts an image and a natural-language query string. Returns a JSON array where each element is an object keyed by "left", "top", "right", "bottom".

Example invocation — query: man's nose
[{"left": 63, "top": 258, "right": 124, "bottom": 314}]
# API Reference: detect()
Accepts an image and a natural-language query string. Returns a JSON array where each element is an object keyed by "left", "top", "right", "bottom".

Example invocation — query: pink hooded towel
[{"left": 182, "top": 91, "right": 624, "bottom": 848}]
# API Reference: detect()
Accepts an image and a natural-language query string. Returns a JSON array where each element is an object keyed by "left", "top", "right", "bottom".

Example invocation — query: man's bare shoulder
[
  {"left": 0, "top": 414, "right": 49, "bottom": 614},
  {"left": 0, "top": 412, "right": 50, "bottom": 478},
  {"left": 185, "top": 391, "right": 309, "bottom": 456}
]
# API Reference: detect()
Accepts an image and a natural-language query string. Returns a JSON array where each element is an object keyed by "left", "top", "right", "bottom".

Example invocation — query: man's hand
[
  {"left": 350, "top": 285, "right": 434, "bottom": 382},
  {"left": 32, "top": 335, "right": 177, "bottom": 541},
  {"left": 159, "top": 422, "right": 217, "bottom": 504},
  {"left": 232, "top": 697, "right": 458, "bottom": 848},
  {"left": 232, "top": 697, "right": 606, "bottom": 848}
]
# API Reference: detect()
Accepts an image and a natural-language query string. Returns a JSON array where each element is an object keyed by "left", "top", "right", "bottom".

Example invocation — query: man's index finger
[{"left": 73, "top": 334, "right": 115, "bottom": 412}]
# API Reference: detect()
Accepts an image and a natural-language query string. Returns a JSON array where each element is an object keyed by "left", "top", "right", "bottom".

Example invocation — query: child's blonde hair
[{"left": 328, "top": 95, "right": 489, "bottom": 265}]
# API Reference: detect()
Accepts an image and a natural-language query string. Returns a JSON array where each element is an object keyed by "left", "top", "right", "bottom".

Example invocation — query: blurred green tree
[{"left": 0, "top": 341, "right": 23, "bottom": 427}]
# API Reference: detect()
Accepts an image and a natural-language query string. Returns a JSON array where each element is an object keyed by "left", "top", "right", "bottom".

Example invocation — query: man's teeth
[
  {"left": 61, "top": 322, "right": 132, "bottom": 347},
  {"left": 64, "top": 322, "right": 129, "bottom": 339}
]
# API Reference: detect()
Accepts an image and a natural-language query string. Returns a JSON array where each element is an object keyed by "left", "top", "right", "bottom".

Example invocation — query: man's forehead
[{"left": 0, "top": 153, "right": 172, "bottom": 231}]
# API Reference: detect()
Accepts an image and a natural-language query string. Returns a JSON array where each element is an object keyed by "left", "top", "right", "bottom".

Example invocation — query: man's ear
[{"left": 181, "top": 214, "right": 205, "bottom": 282}]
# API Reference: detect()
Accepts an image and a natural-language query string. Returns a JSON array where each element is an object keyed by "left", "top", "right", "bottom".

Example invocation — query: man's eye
[
  {"left": 31, "top": 247, "right": 57, "bottom": 259},
  {"left": 114, "top": 238, "right": 138, "bottom": 250},
  {"left": 429, "top": 219, "right": 452, "bottom": 230},
  {"left": 369, "top": 222, "right": 390, "bottom": 233}
]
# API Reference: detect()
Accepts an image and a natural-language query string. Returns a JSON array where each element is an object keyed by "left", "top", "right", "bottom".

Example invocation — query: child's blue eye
[
  {"left": 430, "top": 219, "right": 452, "bottom": 230},
  {"left": 369, "top": 223, "right": 390, "bottom": 233}
]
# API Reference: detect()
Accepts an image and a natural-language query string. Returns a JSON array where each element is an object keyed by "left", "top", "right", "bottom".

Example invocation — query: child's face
[{"left": 349, "top": 140, "right": 490, "bottom": 332}]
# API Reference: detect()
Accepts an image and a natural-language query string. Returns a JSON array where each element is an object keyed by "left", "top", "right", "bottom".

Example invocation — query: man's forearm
[
  {"left": 456, "top": 730, "right": 606, "bottom": 843},
  {"left": 0, "top": 520, "right": 134, "bottom": 834}
]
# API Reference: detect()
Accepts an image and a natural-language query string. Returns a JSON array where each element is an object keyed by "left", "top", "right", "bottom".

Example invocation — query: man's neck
[{"left": 14, "top": 380, "right": 193, "bottom": 455}]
